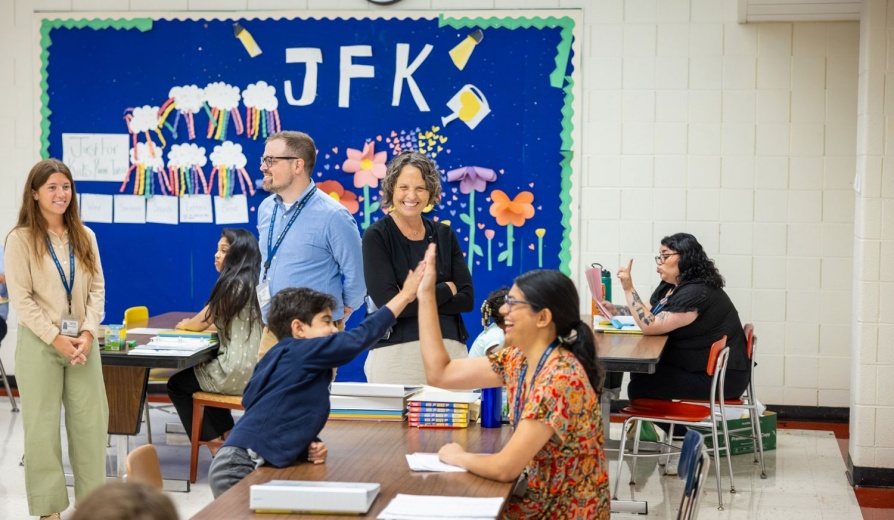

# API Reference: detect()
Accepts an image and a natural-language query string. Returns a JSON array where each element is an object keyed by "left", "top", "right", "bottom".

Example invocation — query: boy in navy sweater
[{"left": 208, "top": 262, "right": 425, "bottom": 498}]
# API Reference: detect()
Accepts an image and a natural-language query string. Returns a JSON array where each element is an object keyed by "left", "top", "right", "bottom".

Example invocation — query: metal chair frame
[{"left": 677, "top": 430, "right": 712, "bottom": 520}]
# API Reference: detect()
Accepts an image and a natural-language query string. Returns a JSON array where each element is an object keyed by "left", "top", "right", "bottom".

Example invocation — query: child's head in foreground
[
  {"left": 71, "top": 482, "right": 179, "bottom": 520},
  {"left": 267, "top": 287, "right": 338, "bottom": 341}
]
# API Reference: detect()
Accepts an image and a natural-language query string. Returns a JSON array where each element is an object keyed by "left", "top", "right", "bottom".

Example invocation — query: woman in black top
[
  {"left": 362, "top": 152, "right": 474, "bottom": 384},
  {"left": 607, "top": 233, "right": 749, "bottom": 401}
]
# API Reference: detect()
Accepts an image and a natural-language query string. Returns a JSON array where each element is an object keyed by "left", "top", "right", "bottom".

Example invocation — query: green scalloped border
[
  {"left": 39, "top": 18, "right": 153, "bottom": 159},
  {"left": 439, "top": 14, "right": 576, "bottom": 275}
]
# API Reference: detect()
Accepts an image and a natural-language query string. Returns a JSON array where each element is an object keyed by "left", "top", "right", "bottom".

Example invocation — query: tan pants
[{"left": 364, "top": 339, "right": 468, "bottom": 385}]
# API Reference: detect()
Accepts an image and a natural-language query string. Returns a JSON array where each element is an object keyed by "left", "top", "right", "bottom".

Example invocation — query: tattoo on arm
[
  {"left": 614, "top": 305, "right": 632, "bottom": 316},
  {"left": 630, "top": 291, "right": 655, "bottom": 325}
]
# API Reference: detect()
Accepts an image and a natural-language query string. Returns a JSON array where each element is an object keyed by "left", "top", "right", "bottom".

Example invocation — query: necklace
[{"left": 394, "top": 215, "right": 423, "bottom": 238}]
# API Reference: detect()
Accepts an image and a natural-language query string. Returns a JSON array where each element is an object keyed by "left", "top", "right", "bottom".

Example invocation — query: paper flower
[
  {"left": 489, "top": 190, "right": 535, "bottom": 227},
  {"left": 446, "top": 166, "right": 497, "bottom": 194},
  {"left": 342, "top": 142, "right": 387, "bottom": 188},
  {"left": 317, "top": 180, "right": 359, "bottom": 214}
]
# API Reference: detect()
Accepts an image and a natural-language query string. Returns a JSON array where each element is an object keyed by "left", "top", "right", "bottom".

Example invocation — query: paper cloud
[
  {"left": 210, "top": 141, "right": 248, "bottom": 169},
  {"left": 169, "top": 85, "right": 204, "bottom": 114},
  {"left": 167, "top": 143, "right": 207, "bottom": 168},
  {"left": 203, "top": 82, "right": 241, "bottom": 110},
  {"left": 129, "top": 105, "right": 161, "bottom": 133},
  {"left": 130, "top": 142, "right": 165, "bottom": 169},
  {"left": 242, "top": 81, "right": 279, "bottom": 111}
]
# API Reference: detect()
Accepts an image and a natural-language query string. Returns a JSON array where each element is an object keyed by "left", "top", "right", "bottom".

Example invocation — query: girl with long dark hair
[
  {"left": 416, "top": 244, "right": 610, "bottom": 519},
  {"left": 167, "top": 228, "right": 263, "bottom": 451}
]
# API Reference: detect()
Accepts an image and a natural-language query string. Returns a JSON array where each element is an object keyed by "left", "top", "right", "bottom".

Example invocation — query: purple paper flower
[{"left": 447, "top": 166, "right": 497, "bottom": 194}]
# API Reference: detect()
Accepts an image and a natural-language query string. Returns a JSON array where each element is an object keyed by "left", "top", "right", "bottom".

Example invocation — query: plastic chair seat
[{"left": 621, "top": 399, "right": 712, "bottom": 423}]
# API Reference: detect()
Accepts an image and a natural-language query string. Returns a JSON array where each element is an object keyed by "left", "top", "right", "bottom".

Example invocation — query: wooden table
[
  {"left": 191, "top": 421, "right": 514, "bottom": 519},
  {"left": 99, "top": 311, "right": 216, "bottom": 486}
]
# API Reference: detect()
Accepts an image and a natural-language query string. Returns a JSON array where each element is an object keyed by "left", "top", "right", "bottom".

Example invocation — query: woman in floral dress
[{"left": 416, "top": 244, "right": 610, "bottom": 519}]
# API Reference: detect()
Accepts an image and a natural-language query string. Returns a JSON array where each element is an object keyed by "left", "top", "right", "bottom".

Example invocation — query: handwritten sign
[
  {"left": 214, "top": 195, "right": 249, "bottom": 225},
  {"left": 62, "top": 133, "right": 130, "bottom": 182},
  {"left": 80, "top": 193, "right": 113, "bottom": 223},
  {"left": 180, "top": 194, "right": 213, "bottom": 223},
  {"left": 147, "top": 196, "right": 179, "bottom": 225},
  {"left": 114, "top": 195, "right": 146, "bottom": 224}
]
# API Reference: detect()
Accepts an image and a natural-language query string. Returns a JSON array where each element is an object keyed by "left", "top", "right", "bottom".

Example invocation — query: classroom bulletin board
[{"left": 38, "top": 11, "right": 582, "bottom": 381}]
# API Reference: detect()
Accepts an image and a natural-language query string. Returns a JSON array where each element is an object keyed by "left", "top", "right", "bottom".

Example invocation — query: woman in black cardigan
[{"left": 362, "top": 152, "right": 474, "bottom": 384}]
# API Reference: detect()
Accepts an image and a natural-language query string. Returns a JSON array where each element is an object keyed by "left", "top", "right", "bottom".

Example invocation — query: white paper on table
[
  {"left": 146, "top": 195, "right": 179, "bottom": 225},
  {"left": 80, "top": 194, "right": 114, "bottom": 223},
  {"left": 214, "top": 194, "right": 249, "bottom": 224},
  {"left": 405, "top": 453, "right": 466, "bottom": 473},
  {"left": 180, "top": 194, "right": 213, "bottom": 223},
  {"left": 113, "top": 194, "right": 147, "bottom": 224},
  {"left": 377, "top": 494, "right": 504, "bottom": 519},
  {"left": 123, "top": 327, "right": 165, "bottom": 335}
]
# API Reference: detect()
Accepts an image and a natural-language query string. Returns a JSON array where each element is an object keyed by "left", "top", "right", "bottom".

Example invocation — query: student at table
[
  {"left": 5, "top": 159, "right": 108, "bottom": 520},
  {"left": 166, "top": 228, "right": 263, "bottom": 451},
  {"left": 207, "top": 259, "right": 427, "bottom": 498},
  {"left": 416, "top": 244, "right": 610, "bottom": 519},
  {"left": 605, "top": 232, "right": 749, "bottom": 402}
]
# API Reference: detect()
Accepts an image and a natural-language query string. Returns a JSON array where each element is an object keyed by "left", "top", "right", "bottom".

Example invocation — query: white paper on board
[
  {"left": 146, "top": 196, "right": 179, "bottom": 225},
  {"left": 180, "top": 194, "right": 213, "bottom": 223},
  {"left": 113, "top": 195, "right": 146, "bottom": 224},
  {"left": 214, "top": 195, "right": 249, "bottom": 225},
  {"left": 80, "top": 194, "right": 114, "bottom": 223},
  {"left": 62, "top": 133, "right": 130, "bottom": 182}
]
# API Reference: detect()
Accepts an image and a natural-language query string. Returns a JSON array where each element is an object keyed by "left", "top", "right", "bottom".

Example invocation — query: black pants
[
  {"left": 627, "top": 364, "right": 750, "bottom": 402},
  {"left": 166, "top": 368, "right": 235, "bottom": 441},
  {"left": 0, "top": 316, "right": 7, "bottom": 344}
]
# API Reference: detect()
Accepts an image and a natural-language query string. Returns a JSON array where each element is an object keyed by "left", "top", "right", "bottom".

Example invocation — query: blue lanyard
[
  {"left": 263, "top": 186, "right": 316, "bottom": 281},
  {"left": 651, "top": 287, "right": 675, "bottom": 315},
  {"left": 47, "top": 236, "right": 75, "bottom": 314},
  {"left": 512, "top": 340, "right": 558, "bottom": 428}
]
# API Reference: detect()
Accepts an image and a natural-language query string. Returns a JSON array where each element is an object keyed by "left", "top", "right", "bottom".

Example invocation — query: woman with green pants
[{"left": 5, "top": 158, "right": 108, "bottom": 519}]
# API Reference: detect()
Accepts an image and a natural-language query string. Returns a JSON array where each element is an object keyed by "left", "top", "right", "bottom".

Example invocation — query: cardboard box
[{"left": 695, "top": 411, "right": 776, "bottom": 457}]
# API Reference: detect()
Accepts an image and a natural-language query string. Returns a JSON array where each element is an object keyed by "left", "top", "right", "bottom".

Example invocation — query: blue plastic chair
[{"left": 677, "top": 430, "right": 711, "bottom": 520}]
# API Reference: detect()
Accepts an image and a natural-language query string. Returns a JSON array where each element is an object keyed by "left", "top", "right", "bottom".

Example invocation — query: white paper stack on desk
[
  {"left": 592, "top": 315, "right": 643, "bottom": 334},
  {"left": 128, "top": 336, "right": 218, "bottom": 356}
]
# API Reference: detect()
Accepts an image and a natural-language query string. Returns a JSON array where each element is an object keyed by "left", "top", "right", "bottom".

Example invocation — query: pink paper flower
[
  {"left": 446, "top": 166, "right": 497, "bottom": 194},
  {"left": 317, "top": 180, "right": 359, "bottom": 214},
  {"left": 342, "top": 142, "right": 387, "bottom": 188}
]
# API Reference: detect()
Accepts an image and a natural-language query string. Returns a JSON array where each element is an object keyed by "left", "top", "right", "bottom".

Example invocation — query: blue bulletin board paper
[{"left": 39, "top": 12, "right": 581, "bottom": 381}]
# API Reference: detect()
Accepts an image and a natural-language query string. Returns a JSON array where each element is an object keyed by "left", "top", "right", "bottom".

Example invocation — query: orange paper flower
[
  {"left": 317, "top": 180, "right": 359, "bottom": 215},
  {"left": 489, "top": 190, "right": 535, "bottom": 227}
]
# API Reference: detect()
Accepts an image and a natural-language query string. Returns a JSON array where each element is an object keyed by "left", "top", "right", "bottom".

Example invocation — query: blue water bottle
[{"left": 480, "top": 387, "right": 503, "bottom": 428}]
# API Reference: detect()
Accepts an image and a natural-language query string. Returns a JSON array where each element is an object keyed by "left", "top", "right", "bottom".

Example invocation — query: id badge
[
  {"left": 60, "top": 313, "right": 80, "bottom": 337},
  {"left": 511, "top": 472, "right": 528, "bottom": 498},
  {"left": 256, "top": 281, "right": 271, "bottom": 310}
]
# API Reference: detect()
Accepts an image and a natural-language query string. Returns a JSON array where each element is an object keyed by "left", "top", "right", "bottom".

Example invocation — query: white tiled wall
[
  {"left": 851, "top": 0, "right": 894, "bottom": 472},
  {"left": 0, "top": 1, "right": 867, "bottom": 419}
]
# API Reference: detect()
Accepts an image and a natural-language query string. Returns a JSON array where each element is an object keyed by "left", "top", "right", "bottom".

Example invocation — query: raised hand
[{"left": 617, "top": 258, "right": 634, "bottom": 292}]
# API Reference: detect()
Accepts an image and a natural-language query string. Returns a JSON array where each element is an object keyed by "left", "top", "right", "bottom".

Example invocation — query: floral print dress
[{"left": 489, "top": 346, "right": 610, "bottom": 519}]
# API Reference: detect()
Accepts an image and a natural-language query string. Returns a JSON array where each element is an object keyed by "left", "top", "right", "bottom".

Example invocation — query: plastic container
[
  {"left": 104, "top": 324, "right": 125, "bottom": 351},
  {"left": 480, "top": 387, "right": 503, "bottom": 428}
]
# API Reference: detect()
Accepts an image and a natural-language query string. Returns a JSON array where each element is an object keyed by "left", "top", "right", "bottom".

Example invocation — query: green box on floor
[{"left": 695, "top": 411, "right": 776, "bottom": 457}]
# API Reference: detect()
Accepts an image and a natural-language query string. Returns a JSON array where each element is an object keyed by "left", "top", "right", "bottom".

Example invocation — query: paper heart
[
  {"left": 391, "top": 131, "right": 397, "bottom": 137},
  {"left": 323, "top": 165, "right": 330, "bottom": 170},
  {"left": 464, "top": 236, "right": 468, "bottom": 241},
  {"left": 450, "top": 210, "right": 456, "bottom": 216},
  {"left": 537, "top": 205, "right": 541, "bottom": 210},
  {"left": 358, "top": 196, "right": 364, "bottom": 202},
  {"left": 446, "top": 200, "right": 452, "bottom": 206},
  {"left": 425, "top": 131, "right": 433, "bottom": 138},
  {"left": 478, "top": 223, "right": 485, "bottom": 229},
  {"left": 332, "top": 147, "right": 338, "bottom": 153},
  {"left": 433, "top": 216, "right": 439, "bottom": 222},
  {"left": 376, "top": 135, "right": 382, "bottom": 141},
  {"left": 250, "top": 206, "right": 256, "bottom": 211},
  {"left": 529, "top": 183, "right": 534, "bottom": 187},
  {"left": 460, "top": 203, "right": 467, "bottom": 208},
  {"left": 385, "top": 137, "right": 391, "bottom": 143},
  {"left": 439, "top": 136, "right": 447, "bottom": 143},
  {"left": 499, "top": 169, "right": 505, "bottom": 174},
  {"left": 476, "top": 260, "right": 480, "bottom": 265},
  {"left": 431, "top": 153, "right": 438, "bottom": 158},
  {"left": 452, "top": 187, "right": 458, "bottom": 193},
  {"left": 498, "top": 242, "right": 504, "bottom": 247},
  {"left": 528, "top": 244, "right": 535, "bottom": 250},
  {"left": 324, "top": 154, "right": 330, "bottom": 159},
  {"left": 486, "top": 197, "right": 491, "bottom": 202},
  {"left": 437, "top": 146, "right": 443, "bottom": 152},
  {"left": 446, "top": 149, "right": 451, "bottom": 153},
  {"left": 400, "top": 130, "right": 406, "bottom": 135},
  {"left": 317, "top": 172, "right": 322, "bottom": 177},
  {"left": 452, "top": 195, "right": 458, "bottom": 201},
  {"left": 335, "top": 165, "right": 340, "bottom": 170},
  {"left": 428, "top": 139, "right": 436, "bottom": 147},
  {"left": 432, "top": 126, "right": 440, "bottom": 132}
]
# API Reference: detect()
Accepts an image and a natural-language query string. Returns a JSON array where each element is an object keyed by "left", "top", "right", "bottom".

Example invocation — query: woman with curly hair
[{"left": 606, "top": 232, "right": 749, "bottom": 401}]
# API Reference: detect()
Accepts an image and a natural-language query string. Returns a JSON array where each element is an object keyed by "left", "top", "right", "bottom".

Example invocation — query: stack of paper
[
  {"left": 377, "top": 494, "right": 504, "bottom": 520},
  {"left": 407, "top": 390, "right": 479, "bottom": 428},
  {"left": 592, "top": 315, "right": 643, "bottom": 334},
  {"left": 405, "top": 453, "right": 466, "bottom": 473},
  {"left": 128, "top": 335, "right": 218, "bottom": 356},
  {"left": 329, "top": 383, "right": 421, "bottom": 421}
]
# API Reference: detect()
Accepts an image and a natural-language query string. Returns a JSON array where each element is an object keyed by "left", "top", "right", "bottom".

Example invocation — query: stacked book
[
  {"left": 329, "top": 383, "right": 421, "bottom": 421},
  {"left": 128, "top": 330, "right": 219, "bottom": 356},
  {"left": 407, "top": 390, "right": 480, "bottom": 428}
]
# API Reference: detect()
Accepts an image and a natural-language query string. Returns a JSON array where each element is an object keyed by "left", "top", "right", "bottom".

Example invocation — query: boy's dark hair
[
  {"left": 267, "top": 287, "right": 336, "bottom": 341},
  {"left": 481, "top": 286, "right": 510, "bottom": 328}
]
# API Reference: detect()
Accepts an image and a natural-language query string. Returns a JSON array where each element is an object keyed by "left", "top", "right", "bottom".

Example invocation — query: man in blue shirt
[{"left": 256, "top": 131, "right": 365, "bottom": 355}]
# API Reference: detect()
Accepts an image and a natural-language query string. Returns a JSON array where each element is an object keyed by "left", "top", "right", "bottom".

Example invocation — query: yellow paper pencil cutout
[
  {"left": 449, "top": 29, "right": 483, "bottom": 70},
  {"left": 233, "top": 22, "right": 262, "bottom": 58}
]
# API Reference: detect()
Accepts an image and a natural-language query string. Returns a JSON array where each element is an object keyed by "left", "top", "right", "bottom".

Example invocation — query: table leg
[{"left": 116, "top": 434, "right": 128, "bottom": 478}]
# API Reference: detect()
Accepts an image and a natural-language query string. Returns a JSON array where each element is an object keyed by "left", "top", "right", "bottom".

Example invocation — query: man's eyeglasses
[
  {"left": 260, "top": 156, "right": 299, "bottom": 168},
  {"left": 655, "top": 253, "right": 679, "bottom": 265},
  {"left": 503, "top": 295, "right": 532, "bottom": 310}
]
